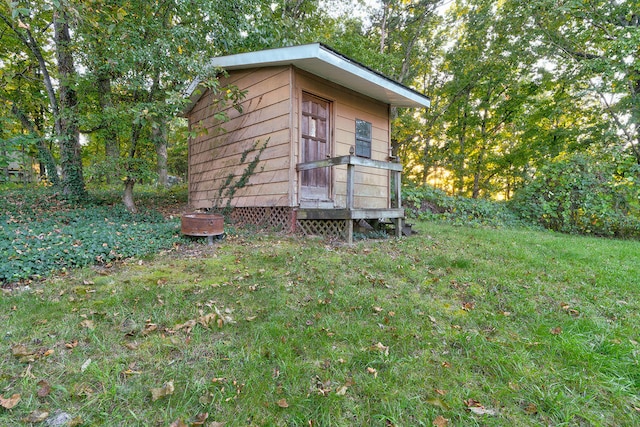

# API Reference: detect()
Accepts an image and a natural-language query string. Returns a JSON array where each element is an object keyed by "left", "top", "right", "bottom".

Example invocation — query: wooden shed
[{"left": 183, "top": 43, "right": 430, "bottom": 243}]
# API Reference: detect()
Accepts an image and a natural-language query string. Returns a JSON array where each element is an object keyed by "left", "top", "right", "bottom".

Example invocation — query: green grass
[{"left": 1, "top": 223, "right": 639, "bottom": 426}]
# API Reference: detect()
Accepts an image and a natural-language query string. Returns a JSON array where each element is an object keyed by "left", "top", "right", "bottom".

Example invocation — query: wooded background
[{"left": 1, "top": 0, "right": 638, "bottom": 217}]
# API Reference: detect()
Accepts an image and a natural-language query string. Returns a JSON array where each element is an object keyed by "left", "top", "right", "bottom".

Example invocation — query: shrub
[
  {"left": 510, "top": 154, "right": 640, "bottom": 238},
  {"left": 403, "top": 184, "right": 525, "bottom": 228}
]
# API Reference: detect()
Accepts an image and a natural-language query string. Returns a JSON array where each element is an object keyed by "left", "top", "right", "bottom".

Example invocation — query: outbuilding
[{"left": 183, "top": 43, "right": 430, "bottom": 243}]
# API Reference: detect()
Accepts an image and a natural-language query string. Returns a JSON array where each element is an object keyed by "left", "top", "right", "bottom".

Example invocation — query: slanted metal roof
[{"left": 183, "top": 43, "right": 430, "bottom": 114}]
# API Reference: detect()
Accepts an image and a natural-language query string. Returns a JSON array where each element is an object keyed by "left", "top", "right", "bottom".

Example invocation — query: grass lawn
[{"left": 1, "top": 222, "right": 639, "bottom": 426}]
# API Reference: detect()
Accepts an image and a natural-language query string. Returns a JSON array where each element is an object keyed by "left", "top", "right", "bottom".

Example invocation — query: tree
[
  {"left": 73, "top": 0, "right": 255, "bottom": 211},
  {"left": 0, "top": 0, "right": 86, "bottom": 197},
  {"left": 519, "top": 0, "right": 640, "bottom": 164}
]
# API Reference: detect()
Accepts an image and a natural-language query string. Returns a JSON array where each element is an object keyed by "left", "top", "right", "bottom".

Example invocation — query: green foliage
[
  {"left": 511, "top": 154, "right": 640, "bottom": 237},
  {"left": 0, "top": 187, "right": 181, "bottom": 285},
  {"left": 214, "top": 139, "right": 267, "bottom": 212},
  {"left": 403, "top": 184, "right": 526, "bottom": 228}
]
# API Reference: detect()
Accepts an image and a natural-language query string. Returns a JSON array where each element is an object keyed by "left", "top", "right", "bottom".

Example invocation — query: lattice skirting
[
  {"left": 225, "top": 207, "right": 351, "bottom": 240},
  {"left": 295, "top": 219, "right": 348, "bottom": 238},
  {"left": 230, "top": 207, "right": 293, "bottom": 231}
]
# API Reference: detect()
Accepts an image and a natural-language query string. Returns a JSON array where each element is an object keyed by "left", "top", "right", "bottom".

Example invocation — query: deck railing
[{"left": 296, "top": 155, "right": 402, "bottom": 211}]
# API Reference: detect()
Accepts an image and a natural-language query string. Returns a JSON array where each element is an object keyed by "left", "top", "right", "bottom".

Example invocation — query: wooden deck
[
  {"left": 295, "top": 207, "right": 404, "bottom": 220},
  {"left": 296, "top": 155, "right": 404, "bottom": 243}
]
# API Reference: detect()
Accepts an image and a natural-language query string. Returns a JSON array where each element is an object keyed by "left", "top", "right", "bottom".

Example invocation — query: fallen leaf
[
  {"left": 523, "top": 402, "right": 538, "bottom": 414},
  {"left": 433, "top": 415, "right": 449, "bottom": 427},
  {"left": 80, "top": 319, "right": 95, "bottom": 330},
  {"left": 428, "top": 315, "right": 437, "bottom": 323},
  {"left": 435, "top": 389, "right": 447, "bottom": 395},
  {"left": 151, "top": 380, "right": 175, "bottom": 401},
  {"left": 11, "top": 344, "right": 34, "bottom": 358},
  {"left": 469, "top": 406, "right": 498, "bottom": 416},
  {"left": 65, "top": 340, "right": 79, "bottom": 349},
  {"left": 191, "top": 412, "right": 208, "bottom": 426},
  {"left": 372, "top": 342, "right": 389, "bottom": 356},
  {"left": 37, "top": 380, "right": 51, "bottom": 398},
  {"left": 277, "top": 398, "right": 289, "bottom": 408},
  {"left": 366, "top": 367, "right": 378, "bottom": 378},
  {"left": 68, "top": 416, "right": 83, "bottom": 426},
  {"left": 0, "top": 393, "right": 20, "bottom": 409},
  {"left": 550, "top": 327, "right": 562, "bottom": 335},
  {"left": 142, "top": 323, "right": 158, "bottom": 335},
  {"left": 464, "top": 398, "right": 482, "bottom": 407},
  {"left": 23, "top": 410, "right": 49, "bottom": 423},
  {"left": 462, "top": 302, "right": 475, "bottom": 311},
  {"left": 425, "top": 397, "right": 449, "bottom": 410},
  {"left": 464, "top": 398, "right": 497, "bottom": 415},
  {"left": 335, "top": 385, "right": 348, "bottom": 396},
  {"left": 372, "top": 306, "right": 383, "bottom": 313},
  {"left": 123, "top": 341, "right": 139, "bottom": 350},
  {"left": 169, "top": 419, "right": 187, "bottom": 427}
]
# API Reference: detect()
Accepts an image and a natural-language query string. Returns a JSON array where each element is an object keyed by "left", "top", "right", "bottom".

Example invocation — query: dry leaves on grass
[
  {"left": 80, "top": 319, "right": 95, "bottom": 330},
  {"left": 150, "top": 381, "right": 175, "bottom": 401},
  {"left": 433, "top": 415, "right": 449, "bottom": 426},
  {"left": 11, "top": 344, "right": 53, "bottom": 363},
  {"left": 277, "top": 398, "right": 289, "bottom": 408},
  {"left": 371, "top": 342, "right": 389, "bottom": 356},
  {"left": 464, "top": 398, "right": 498, "bottom": 416},
  {"left": 22, "top": 409, "right": 49, "bottom": 423},
  {"left": 173, "top": 308, "right": 235, "bottom": 334},
  {"left": 0, "top": 393, "right": 20, "bottom": 409},
  {"left": 37, "top": 380, "right": 51, "bottom": 398}
]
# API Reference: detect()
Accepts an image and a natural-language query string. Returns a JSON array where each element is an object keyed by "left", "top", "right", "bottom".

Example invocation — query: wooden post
[
  {"left": 346, "top": 162, "right": 355, "bottom": 244},
  {"left": 345, "top": 219, "right": 353, "bottom": 245},
  {"left": 394, "top": 170, "right": 402, "bottom": 238},
  {"left": 394, "top": 170, "right": 402, "bottom": 209},
  {"left": 346, "top": 162, "right": 355, "bottom": 210}
]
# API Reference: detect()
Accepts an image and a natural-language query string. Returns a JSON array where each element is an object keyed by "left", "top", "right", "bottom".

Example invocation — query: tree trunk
[
  {"left": 379, "top": 0, "right": 389, "bottom": 54},
  {"left": 153, "top": 120, "right": 168, "bottom": 187},
  {"left": 472, "top": 146, "right": 485, "bottom": 199},
  {"left": 54, "top": 11, "right": 86, "bottom": 198},
  {"left": 11, "top": 104, "right": 60, "bottom": 185},
  {"left": 97, "top": 76, "right": 120, "bottom": 183},
  {"left": 122, "top": 178, "right": 137, "bottom": 213}
]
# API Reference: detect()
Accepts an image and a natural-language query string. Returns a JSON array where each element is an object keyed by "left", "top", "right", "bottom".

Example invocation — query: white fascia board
[{"left": 182, "top": 43, "right": 430, "bottom": 115}]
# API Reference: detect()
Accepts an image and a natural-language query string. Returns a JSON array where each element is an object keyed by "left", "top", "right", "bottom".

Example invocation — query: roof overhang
[{"left": 182, "top": 43, "right": 430, "bottom": 115}]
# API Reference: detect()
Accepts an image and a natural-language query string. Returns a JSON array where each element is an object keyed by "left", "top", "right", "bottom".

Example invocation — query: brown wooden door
[{"left": 300, "top": 93, "right": 331, "bottom": 202}]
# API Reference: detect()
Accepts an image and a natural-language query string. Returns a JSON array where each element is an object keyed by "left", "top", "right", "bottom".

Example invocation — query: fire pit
[{"left": 181, "top": 213, "right": 224, "bottom": 244}]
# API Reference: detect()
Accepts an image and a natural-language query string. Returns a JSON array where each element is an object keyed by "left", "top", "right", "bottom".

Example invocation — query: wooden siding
[
  {"left": 292, "top": 69, "right": 391, "bottom": 209},
  {"left": 188, "top": 67, "right": 293, "bottom": 209}
]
